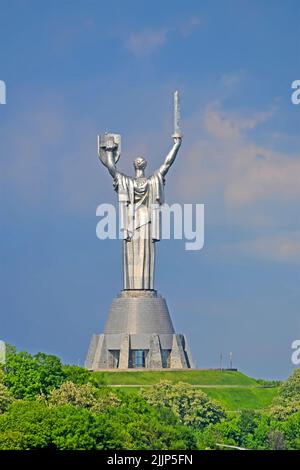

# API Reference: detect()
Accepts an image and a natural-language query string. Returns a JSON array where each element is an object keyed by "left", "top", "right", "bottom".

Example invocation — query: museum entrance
[{"left": 129, "top": 349, "right": 147, "bottom": 368}]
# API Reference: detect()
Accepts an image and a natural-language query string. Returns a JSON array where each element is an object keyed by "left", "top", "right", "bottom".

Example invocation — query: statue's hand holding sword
[{"left": 172, "top": 90, "right": 182, "bottom": 149}]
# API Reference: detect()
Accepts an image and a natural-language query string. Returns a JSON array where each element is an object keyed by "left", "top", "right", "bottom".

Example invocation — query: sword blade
[{"left": 174, "top": 90, "right": 181, "bottom": 137}]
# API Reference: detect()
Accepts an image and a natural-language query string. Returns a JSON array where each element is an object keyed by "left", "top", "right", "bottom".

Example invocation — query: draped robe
[{"left": 113, "top": 171, "right": 165, "bottom": 290}]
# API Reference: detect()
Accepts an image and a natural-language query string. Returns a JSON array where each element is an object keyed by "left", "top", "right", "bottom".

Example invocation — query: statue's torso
[
  {"left": 133, "top": 177, "right": 148, "bottom": 203},
  {"left": 114, "top": 170, "right": 164, "bottom": 242}
]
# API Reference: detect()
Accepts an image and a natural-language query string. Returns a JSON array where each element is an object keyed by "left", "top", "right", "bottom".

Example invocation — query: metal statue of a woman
[
  {"left": 86, "top": 91, "right": 194, "bottom": 370},
  {"left": 97, "top": 91, "right": 182, "bottom": 290}
]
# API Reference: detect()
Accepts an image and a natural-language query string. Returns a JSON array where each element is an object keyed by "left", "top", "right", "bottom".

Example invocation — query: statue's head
[{"left": 133, "top": 157, "right": 147, "bottom": 171}]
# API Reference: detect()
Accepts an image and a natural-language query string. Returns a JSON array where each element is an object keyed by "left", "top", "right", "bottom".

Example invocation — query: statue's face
[{"left": 134, "top": 157, "right": 147, "bottom": 171}]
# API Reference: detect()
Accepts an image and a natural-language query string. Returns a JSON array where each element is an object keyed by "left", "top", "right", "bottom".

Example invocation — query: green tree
[
  {"left": 278, "top": 368, "right": 300, "bottom": 400},
  {"left": 270, "top": 369, "right": 300, "bottom": 420},
  {"left": 0, "top": 400, "right": 101, "bottom": 450},
  {"left": 141, "top": 381, "right": 225, "bottom": 429},
  {"left": 4, "top": 351, "right": 65, "bottom": 399},
  {"left": 281, "top": 410, "right": 300, "bottom": 450},
  {"left": 0, "top": 394, "right": 196, "bottom": 450},
  {"left": 62, "top": 365, "right": 92, "bottom": 385},
  {"left": 50, "top": 405, "right": 104, "bottom": 450},
  {"left": 0, "top": 400, "right": 52, "bottom": 449},
  {"left": 44, "top": 381, "right": 121, "bottom": 412},
  {"left": 195, "top": 411, "right": 282, "bottom": 450},
  {"left": 96, "top": 393, "right": 196, "bottom": 450}
]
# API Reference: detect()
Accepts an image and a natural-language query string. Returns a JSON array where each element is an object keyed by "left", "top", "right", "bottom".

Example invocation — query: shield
[{"left": 97, "top": 133, "right": 121, "bottom": 164}]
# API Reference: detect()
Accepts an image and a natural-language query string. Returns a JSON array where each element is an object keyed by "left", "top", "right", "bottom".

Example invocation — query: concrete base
[{"left": 85, "top": 290, "right": 194, "bottom": 370}]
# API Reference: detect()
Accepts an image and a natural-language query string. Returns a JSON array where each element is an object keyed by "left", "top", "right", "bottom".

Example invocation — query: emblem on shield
[{"left": 97, "top": 133, "right": 121, "bottom": 164}]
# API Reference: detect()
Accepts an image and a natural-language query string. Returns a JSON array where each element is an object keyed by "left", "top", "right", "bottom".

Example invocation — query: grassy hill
[
  {"left": 202, "top": 387, "right": 279, "bottom": 411},
  {"left": 94, "top": 369, "right": 257, "bottom": 386},
  {"left": 93, "top": 369, "right": 279, "bottom": 411}
]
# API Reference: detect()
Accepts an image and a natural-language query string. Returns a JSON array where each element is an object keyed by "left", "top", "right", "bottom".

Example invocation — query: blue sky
[{"left": 0, "top": 0, "right": 299, "bottom": 379}]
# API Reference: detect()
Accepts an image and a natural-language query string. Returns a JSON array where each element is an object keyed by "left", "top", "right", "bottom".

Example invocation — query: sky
[{"left": 0, "top": 0, "right": 299, "bottom": 379}]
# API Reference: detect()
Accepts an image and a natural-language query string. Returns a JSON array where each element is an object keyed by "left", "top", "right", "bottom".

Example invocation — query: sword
[{"left": 173, "top": 90, "right": 182, "bottom": 138}]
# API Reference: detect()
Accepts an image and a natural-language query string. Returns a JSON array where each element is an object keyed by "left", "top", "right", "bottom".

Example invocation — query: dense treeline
[{"left": 0, "top": 347, "right": 299, "bottom": 450}]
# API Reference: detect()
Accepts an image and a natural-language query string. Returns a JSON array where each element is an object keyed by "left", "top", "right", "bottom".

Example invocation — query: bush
[
  {"left": 141, "top": 381, "right": 225, "bottom": 429},
  {"left": 43, "top": 381, "right": 121, "bottom": 412}
]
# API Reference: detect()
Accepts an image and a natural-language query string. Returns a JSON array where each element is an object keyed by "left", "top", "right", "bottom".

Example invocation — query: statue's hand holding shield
[{"left": 97, "top": 133, "right": 121, "bottom": 166}]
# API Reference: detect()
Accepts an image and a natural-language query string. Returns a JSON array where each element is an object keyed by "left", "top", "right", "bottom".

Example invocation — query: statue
[
  {"left": 86, "top": 91, "right": 194, "bottom": 370},
  {"left": 97, "top": 92, "right": 182, "bottom": 290}
]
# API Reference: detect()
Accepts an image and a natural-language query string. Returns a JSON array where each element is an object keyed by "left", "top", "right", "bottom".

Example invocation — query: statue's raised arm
[
  {"left": 158, "top": 90, "right": 182, "bottom": 177},
  {"left": 97, "top": 134, "right": 120, "bottom": 179},
  {"left": 158, "top": 136, "right": 182, "bottom": 177}
]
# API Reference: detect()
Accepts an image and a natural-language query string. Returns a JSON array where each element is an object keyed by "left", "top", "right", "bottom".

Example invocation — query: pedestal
[{"left": 85, "top": 290, "right": 194, "bottom": 370}]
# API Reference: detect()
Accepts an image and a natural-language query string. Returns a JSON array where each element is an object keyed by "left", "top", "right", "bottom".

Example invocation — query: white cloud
[
  {"left": 125, "top": 17, "right": 202, "bottom": 57},
  {"left": 203, "top": 104, "right": 275, "bottom": 141}
]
